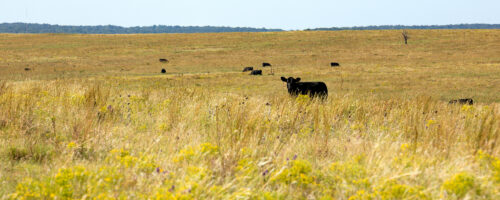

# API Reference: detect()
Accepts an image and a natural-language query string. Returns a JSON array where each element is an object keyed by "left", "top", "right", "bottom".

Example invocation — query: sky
[{"left": 1, "top": 0, "right": 499, "bottom": 30}]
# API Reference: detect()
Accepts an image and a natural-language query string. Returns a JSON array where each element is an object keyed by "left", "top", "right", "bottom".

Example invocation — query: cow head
[{"left": 281, "top": 77, "right": 301, "bottom": 92}]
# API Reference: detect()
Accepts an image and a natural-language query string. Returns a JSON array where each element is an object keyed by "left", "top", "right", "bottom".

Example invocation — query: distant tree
[{"left": 402, "top": 30, "right": 409, "bottom": 45}]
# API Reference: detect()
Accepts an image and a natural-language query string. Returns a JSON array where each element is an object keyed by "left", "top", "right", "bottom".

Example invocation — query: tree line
[
  {"left": 0, "top": 23, "right": 498, "bottom": 34},
  {"left": 0, "top": 23, "right": 283, "bottom": 34},
  {"left": 306, "top": 24, "right": 500, "bottom": 31}
]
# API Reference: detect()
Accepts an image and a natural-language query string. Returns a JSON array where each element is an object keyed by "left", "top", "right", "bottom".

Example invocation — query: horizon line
[{"left": 2, "top": 22, "right": 500, "bottom": 31}]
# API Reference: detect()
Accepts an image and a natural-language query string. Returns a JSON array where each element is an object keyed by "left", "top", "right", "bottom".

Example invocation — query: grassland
[{"left": 0, "top": 30, "right": 499, "bottom": 199}]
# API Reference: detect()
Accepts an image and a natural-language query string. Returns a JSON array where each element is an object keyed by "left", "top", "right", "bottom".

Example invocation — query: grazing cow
[
  {"left": 250, "top": 70, "right": 262, "bottom": 75},
  {"left": 24, "top": 68, "right": 31, "bottom": 71},
  {"left": 161, "top": 68, "right": 166, "bottom": 73},
  {"left": 159, "top": 58, "right": 169, "bottom": 63},
  {"left": 331, "top": 62, "right": 340, "bottom": 67},
  {"left": 242, "top": 67, "right": 254, "bottom": 72},
  {"left": 281, "top": 77, "right": 328, "bottom": 98},
  {"left": 449, "top": 98, "right": 474, "bottom": 105},
  {"left": 262, "top": 63, "right": 272, "bottom": 67}
]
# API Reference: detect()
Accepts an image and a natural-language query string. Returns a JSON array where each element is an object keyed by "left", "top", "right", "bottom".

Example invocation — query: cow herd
[
  {"left": 242, "top": 62, "right": 274, "bottom": 76},
  {"left": 155, "top": 58, "right": 473, "bottom": 103},
  {"left": 244, "top": 62, "right": 337, "bottom": 76}
]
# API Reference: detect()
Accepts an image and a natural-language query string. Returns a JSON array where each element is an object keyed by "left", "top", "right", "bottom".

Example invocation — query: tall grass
[
  {"left": 0, "top": 78, "right": 498, "bottom": 199},
  {"left": 0, "top": 30, "right": 499, "bottom": 199}
]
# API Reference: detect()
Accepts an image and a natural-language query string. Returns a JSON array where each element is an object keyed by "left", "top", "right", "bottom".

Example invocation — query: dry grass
[{"left": 0, "top": 30, "right": 499, "bottom": 199}]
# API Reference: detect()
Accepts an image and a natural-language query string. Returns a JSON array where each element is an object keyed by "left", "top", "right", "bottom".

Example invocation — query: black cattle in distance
[
  {"left": 242, "top": 67, "right": 254, "bottom": 72},
  {"left": 250, "top": 70, "right": 262, "bottom": 75},
  {"left": 331, "top": 62, "right": 340, "bottom": 67},
  {"left": 449, "top": 98, "right": 474, "bottom": 105}
]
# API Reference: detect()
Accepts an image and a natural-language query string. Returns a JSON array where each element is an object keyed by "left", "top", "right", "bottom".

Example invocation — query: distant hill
[
  {"left": 0, "top": 23, "right": 283, "bottom": 34},
  {"left": 307, "top": 24, "right": 500, "bottom": 31},
  {"left": 0, "top": 23, "right": 498, "bottom": 34}
]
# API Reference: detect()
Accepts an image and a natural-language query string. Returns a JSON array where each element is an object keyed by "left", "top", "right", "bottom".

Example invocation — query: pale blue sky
[{"left": 1, "top": 0, "right": 499, "bottom": 30}]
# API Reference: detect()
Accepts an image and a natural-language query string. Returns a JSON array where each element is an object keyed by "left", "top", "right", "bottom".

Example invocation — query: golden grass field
[{"left": 0, "top": 30, "right": 499, "bottom": 199}]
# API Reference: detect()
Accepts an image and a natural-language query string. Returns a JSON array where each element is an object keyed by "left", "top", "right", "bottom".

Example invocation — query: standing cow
[
  {"left": 263, "top": 63, "right": 272, "bottom": 67},
  {"left": 281, "top": 77, "right": 327, "bottom": 98}
]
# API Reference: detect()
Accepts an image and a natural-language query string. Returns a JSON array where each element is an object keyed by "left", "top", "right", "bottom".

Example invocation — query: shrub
[
  {"left": 374, "top": 181, "right": 429, "bottom": 200},
  {"left": 441, "top": 172, "right": 478, "bottom": 198},
  {"left": 271, "top": 159, "right": 315, "bottom": 187},
  {"left": 476, "top": 150, "right": 500, "bottom": 183}
]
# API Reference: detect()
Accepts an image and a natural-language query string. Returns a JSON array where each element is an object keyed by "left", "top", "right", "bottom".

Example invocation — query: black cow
[
  {"left": 161, "top": 68, "right": 166, "bottom": 73},
  {"left": 159, "top": 58, "right": 169, "bottom": 63},
  {"left": 263, "top": 63, "right": 272, "bottom": 67},
  {"left": 449, "top": 98, "right": 474, "bottom": 105},
  {"left": 281, "top": 77, "right": 328, "bottom": 98},
  {"left": 331, "top": 62, "right": 340, "bottom": 67},
  {"left": 250, "top": 70, "right": 262, "bottom": 75},
  {"left": 242, "top": 67, "right": 254, "bottom": 72},
  {"left": 24, "top": 68, "right": 31, "bottom": 71}
]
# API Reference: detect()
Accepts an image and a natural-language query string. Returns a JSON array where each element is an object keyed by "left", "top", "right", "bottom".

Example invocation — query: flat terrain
[
  {"left": 0, "top": 30, "right": 499, "bottom": 199},
  {"left": 1, "top": 30, "right": 499, "bottom": 101}
]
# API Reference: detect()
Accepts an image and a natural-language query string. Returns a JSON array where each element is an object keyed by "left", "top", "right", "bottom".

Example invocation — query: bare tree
[{"left": 402, "top": 30, "right": 409, "bottom": 45}]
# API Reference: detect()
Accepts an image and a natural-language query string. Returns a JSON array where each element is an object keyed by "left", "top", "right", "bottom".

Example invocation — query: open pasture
[{"left": 0, "top": 30, "right": 499, "bottom": 199}]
